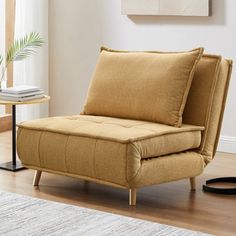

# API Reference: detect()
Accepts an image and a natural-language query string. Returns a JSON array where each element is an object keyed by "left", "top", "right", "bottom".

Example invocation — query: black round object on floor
[{"left": 203, "top": 177, "right": 236, "bottom": 195}]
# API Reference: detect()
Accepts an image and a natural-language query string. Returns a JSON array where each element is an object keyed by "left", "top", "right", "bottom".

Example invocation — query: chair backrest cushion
[
  {"left": 183, "top": 55, "right": 233, "bottom": 162},
  {"left": 82, "top": 47, "right": 203, "bottom": 127}
]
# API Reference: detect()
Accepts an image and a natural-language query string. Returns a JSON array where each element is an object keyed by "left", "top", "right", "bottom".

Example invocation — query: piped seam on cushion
[
  {"left": 129, "top": 152, "right": 205, "bottom": 188},
  {"left": 212, "top": 60, "right": 233, "bottom": 158},
  {"left": 199, "top": 57, "right": 222, "bottom": 157},
  {"left": 177, "top": 48, "right": 204, "bottom": 127},
  {"left": 101, "top": 46, "right": 204, "bottom": 55},
  {"left": 17, "top": 126, "right": 204, "bottom": 144},
  {"left": 126, "top": 143, "right": 142, "bottom": 185}
]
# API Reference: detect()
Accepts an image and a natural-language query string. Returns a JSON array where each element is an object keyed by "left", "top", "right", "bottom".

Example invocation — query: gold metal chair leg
[
  {"left": 190, "top": 177, "right": 196, "bottom": 191},
  {"left": 129, "top": 188, "right": 137, "bottom": 206},
  {"left": 33, "top": 170, "right": 42, "bottom": 186}
]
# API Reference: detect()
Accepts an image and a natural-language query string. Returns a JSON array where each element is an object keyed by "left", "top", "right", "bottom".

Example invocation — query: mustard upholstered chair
[{"left": 17, "top": 48, "right": 233, "bottom": 205}]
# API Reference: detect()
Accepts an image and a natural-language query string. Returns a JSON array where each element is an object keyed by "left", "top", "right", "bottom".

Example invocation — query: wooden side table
[{"left": 0, "top": 95, "right": 50, "bottom": 171}]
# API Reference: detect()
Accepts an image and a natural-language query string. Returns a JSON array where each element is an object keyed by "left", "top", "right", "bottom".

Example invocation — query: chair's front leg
[
  {"left": 190, "top": 177, "right": 196, "bottom": 191},
  {"left": 33, "top": 170, "right": 42, "bottom": 186},
  {"left": 129, "top": 188, "right": 137, "bottom": 206}
]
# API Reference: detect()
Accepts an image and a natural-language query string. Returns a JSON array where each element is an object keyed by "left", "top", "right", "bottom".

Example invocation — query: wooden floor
[{"left": 0, "top": 131, "right": 236, "bottom": 235}]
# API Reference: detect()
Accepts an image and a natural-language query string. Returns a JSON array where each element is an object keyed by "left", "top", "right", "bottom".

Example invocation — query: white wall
[
  {"left": 49, "top": 0, "right": 236, "bottom": 153},
  {"left": 14, "top": 0, "right": 49, "bottom": 122},
  {"left": 49, "top": 0, "right": 102, "bottom": 116},
  {"left": 0, "top": 0, "right": 48, "bottom": 121}
]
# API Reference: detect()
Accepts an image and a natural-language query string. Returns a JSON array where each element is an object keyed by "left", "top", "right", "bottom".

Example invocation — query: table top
[{"left": 0, "top": 95, "right": 50, "bottom": 105}]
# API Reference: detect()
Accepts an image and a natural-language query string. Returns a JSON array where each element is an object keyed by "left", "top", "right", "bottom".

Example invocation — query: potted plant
[{"left": 0, "top": 32, "right": 44, "bottom": 90}]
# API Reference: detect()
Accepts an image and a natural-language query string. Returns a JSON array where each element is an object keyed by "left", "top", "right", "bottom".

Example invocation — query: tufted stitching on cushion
[
  {"left": 104, "top": 122, "right": 150, "bottom": 129},
  {"left": 66, "top": 117, "right": 148, "bottom": 129},
  {"left": 18, "top": 116, "right": 204, "bottom": 144},
  {"left": 134, "top": 127, "right": 158, "bottom": 134}
]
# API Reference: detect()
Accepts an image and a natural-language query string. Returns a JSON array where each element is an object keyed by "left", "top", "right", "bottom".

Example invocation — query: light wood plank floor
[{"left": 0, "top": 131, "right": 236, "bottom": 235}]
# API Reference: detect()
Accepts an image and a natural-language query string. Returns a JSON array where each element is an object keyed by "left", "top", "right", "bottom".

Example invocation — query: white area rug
[{"left": 0, "top": 190, "right": 211, "bottom": 236}]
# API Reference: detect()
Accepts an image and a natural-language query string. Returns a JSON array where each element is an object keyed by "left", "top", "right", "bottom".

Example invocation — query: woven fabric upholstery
[
  {"left": 16, "top": 51, "right": 233, "bottom": 193},
  {"left": 183, "top": 56, "right": 233, "bottom": 163},
  {"left": 82, "top": 47, "right": 204, "bottom": 127},
  {"left": 17, "top": 115, "right": 203, "bottom": 187}
]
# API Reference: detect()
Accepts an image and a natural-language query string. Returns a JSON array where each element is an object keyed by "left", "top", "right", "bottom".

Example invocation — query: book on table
[
  {"left": 0, "top": 85, "right": 45, "bottom": 102},
  {"left": 0, "top": 85, "right": 40, "bottom": 94}
]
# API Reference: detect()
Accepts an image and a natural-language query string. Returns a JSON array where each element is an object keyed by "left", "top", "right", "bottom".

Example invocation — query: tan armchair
[{"left": 17, "top": 47, "right": 232, "bottom": 205}]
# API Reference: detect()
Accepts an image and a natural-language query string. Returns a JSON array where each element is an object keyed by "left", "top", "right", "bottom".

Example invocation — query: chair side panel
[{"left": 183, "top": 56, "right": 232, "bottom": 163}]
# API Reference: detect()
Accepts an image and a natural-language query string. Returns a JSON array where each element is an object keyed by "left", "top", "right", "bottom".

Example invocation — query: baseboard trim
[{"left": 217, "top": 135, "right": 236, "bottom": 154}]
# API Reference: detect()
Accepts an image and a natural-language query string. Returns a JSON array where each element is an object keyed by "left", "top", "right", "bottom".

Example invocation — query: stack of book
[{"left": 0, "top": 85, "right": 45, "bottom": 102}]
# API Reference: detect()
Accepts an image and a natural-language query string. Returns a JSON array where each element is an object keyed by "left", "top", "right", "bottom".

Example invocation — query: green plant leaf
[{"left": 6, "top": 32, "right": 44, "bottom": 65}]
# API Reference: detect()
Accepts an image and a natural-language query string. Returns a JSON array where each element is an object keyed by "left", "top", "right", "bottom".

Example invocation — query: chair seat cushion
[
  {"left": 17, "top": 115, "right": 204, "bottom": 186},
  {"left": 18, "top": 115, "right": 204, "bottom": 160}
]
